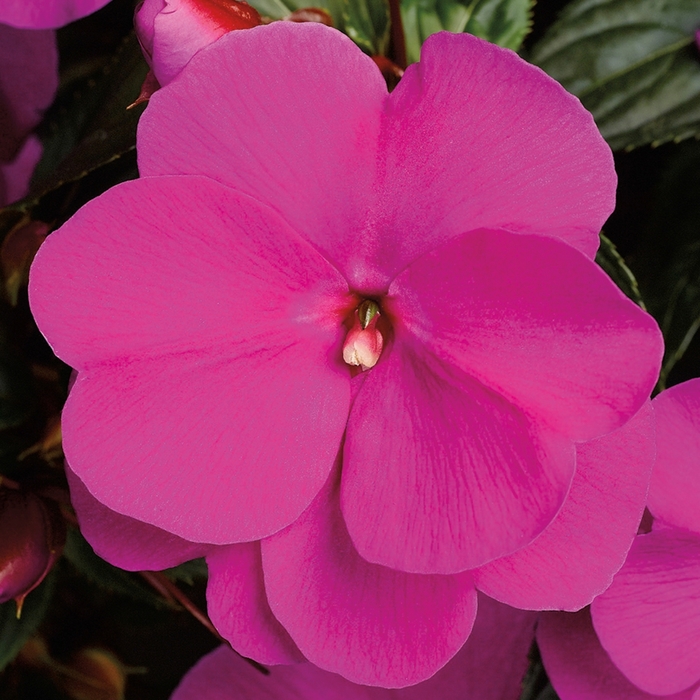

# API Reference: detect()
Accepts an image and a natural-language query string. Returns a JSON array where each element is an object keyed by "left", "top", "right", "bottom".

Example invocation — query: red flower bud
[
  {"left": 134, "top": 0, "right": 261, "bottom": 87},
  {"left": 0, "top": 485, "right": 66, "bottom": 614}
]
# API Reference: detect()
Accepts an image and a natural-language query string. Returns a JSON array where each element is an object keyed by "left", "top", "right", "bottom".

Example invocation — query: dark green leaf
[
  {"left": 0, "top": 572, "right": 54, "bottom": 672},
  {"left": 595, "top": 233, "right": 646, "bottom": 309},
  {"left": 530, "top": 0, "right": 700, "bottom": 151},
  {"left": 402, "top": 0, "right": 533, "bottom": 64},
  {"left": 32, "top": 32, "right": 148, "bottom": 194},
  {"left": 63, "top": 528, "right": 167, "bottom": 608}
]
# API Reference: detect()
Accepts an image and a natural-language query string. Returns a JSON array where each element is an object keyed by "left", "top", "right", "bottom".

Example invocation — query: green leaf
[
  {"left": 163, "top": 558, "right": 208, "bottom": 586},
  {"left": 63, "top": 528, "right": 167, "bottom": 608},
  {"left": 32, "top": 32, "right": 148, "bottom": 194},
  {"left": 245, "top": 0, "right": 345, "bottom": 29},
  {"left": 0, "top": 572, "right": 54, "bottom": 672},
  {"left": 343, "top": 0, "right": 391, "bottom": 55},
  {"left": 530, "top": 0, "right": 700, "bottom": 151},
  {"left": 402, "top": 0, "right": 533, "bottom": 64},
  {"left": 595, "top": 233, "right": 646, "bottom": 309}
]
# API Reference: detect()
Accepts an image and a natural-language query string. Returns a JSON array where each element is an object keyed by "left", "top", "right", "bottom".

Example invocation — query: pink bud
[
  {"left": 134, "top": 0, "right": 261, "bottom": 87},
  {"left": 343, "top": 301, "right": 384, "bottom": 371},
  {"left": 0, "top": 486, "right": 66, "bottom": 613}
]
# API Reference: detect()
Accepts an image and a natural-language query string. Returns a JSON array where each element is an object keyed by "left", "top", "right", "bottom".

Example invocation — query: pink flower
[
  {"left": 0, "top": 24, "right": 58, "bottom": 206},
  {"left": 0, "top": 0, "right": 111, "bottom": 29},
  {"left": 539, "top": 378, "right": 700, "bottom": 700},
  {"left": 31, "top": 23, "right": 663, "bottom": 685},
  {"left": 134, "top": 0, "right": 261, "bottom": 87},
  {"left": 170, "top": 595, "right": 536, "bottom": 700}
]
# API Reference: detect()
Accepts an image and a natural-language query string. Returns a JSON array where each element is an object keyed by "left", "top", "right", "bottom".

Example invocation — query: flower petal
[
  {"left": 648, "top": 378, "right": 700, "bottom": 533},
  {"left": 206, "top": 544, "right": 304, "bottom": 665},
  {"left": 342, "top": 334, "right": 574, "bottom": 574},
  {"left": 591, "top": 529, "right": 700, "bottom": 695},
  {"left": 171, "top": 596, "right": 534, "bottom": 699},
  {"left": 138, "top": 23, "right": 385, "bottom": 281},
  {"left": 31, "top": 176, "right": 350, "bottom": 543},
  {"left": 261, "top": 475, "right": 477, "bottom": 687},
  {"left": 66, "top": 466, "right": 211, "bottom": 571},
  {"left": 474, "top": 403, "right": 654, "bottom": 611},
  {"left": 539, "top": 609, "right": 697, "bottom": 700},
  {"left": 0, "top": 0, "right": 111, "bottom": 28},
  {"left": 370, "top": 30, "right": 614, "bottom": 272},
  {"left": 388, "top": 228, "right": 662, "bottom": 442}
]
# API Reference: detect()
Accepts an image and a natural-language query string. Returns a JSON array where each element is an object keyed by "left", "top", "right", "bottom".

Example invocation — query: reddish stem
[
  {"left": 387, "top": 0, "right": 407, "bottom": 69},
  {"left": 139, "top": 571, "right": 269, "bottom": 675}
]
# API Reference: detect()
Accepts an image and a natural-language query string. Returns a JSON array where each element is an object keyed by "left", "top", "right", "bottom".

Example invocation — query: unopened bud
[
  {"left": 58, "top": 648, "right": 127, "bottom": 700},
  {"left": 134, "top": 0, "right": 261, "bottom": 87},
  {"left": 0, "top": 487, "right": 66, "bottom": 614},
  {"left": 343, "top": 301, "right": 384, "bottom": 371}
]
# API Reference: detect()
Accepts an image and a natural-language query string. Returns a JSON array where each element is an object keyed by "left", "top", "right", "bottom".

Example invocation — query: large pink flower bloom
[
  {"left": 170, "top": 595, "right": 536, "bottom": 700},
  {"left": 31, "top": 23, "right": 663, "bottom": 685},
  {"left": 0, "top": 0, "right": 111, "bottom": 29},
  {"left": 0, "top": 24, "right": 58, "bottom": 205},
  {"left": 539, "top": 378, "right": 700, "bottom": 699}
]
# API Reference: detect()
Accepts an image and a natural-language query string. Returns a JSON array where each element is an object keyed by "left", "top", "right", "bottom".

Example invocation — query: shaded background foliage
[{"left": 0, "top": 0, "right": 699, "bottom": 697}]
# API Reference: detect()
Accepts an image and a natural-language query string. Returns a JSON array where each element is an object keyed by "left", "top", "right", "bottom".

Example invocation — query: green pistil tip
[{"left": 358, "top": 300, "right": 380, "bottom": 330}]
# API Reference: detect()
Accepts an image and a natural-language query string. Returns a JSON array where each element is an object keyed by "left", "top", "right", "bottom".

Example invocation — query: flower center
[{"left": 342, "top": 299, "right": 384, "bottom": 371}]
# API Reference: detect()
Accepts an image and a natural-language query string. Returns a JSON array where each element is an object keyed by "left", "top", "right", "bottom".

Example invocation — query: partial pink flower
[
  {"left": 538, "top": 609, "right": 698, "bottom": 700},
  {"left": 134, "top": 0, "right": 261, "bottom": 87},
  {"left": 171, "top": 595, "right": 536, "bottom": 700},
  {"left": 589, "top": 378, "right": 700, "bottom": 697},
  {"left": 31, "top": 24, "right": 663, "bottom": 685},
  {"left": 539, "top": 379, "right": 700, "bottom": 699},
  {"left": 0, "top": 24, "right": 58, "bottom": 205},
  {"left": 0, "top": 0, "right": 111, "bottom": 29}
]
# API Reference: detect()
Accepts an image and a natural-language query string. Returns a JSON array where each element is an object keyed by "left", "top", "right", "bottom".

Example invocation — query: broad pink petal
[
  {"left": 30, "top": 177, "right": 350, "bottom": 543},
  {"left": 388, "top": 228, "right": 662, "bottom": 442},
  {"left": 261, "top": 476, "right": 477, "bottom": 687},
  {"left": 648, "top": 378, "right": 700, "bottom": 532},
  {"left": 1, "top": 134, "right": 42, "bottom": 206},
  {"left": 475, "top": 403, "right": 654, "bottom": 611},
  {"left": 138, "top": 23, "right": 385, "bottom": 284},
  {"left": 206, "top": 543, "right": 304, "bottom": 665},
  {"left": 0, "top": 25, "right": 57, "bottom": 161},
  {"left": 591, "top": 529, "right": 700, "bottom": 695},
  {"left": 66, "top": 466, "right": 211, "bottom": 571},
  {"left": 171, "top": 596, "right": 534, "bottom": 699},
  {"left": 539, "top": 609, "right": 696, "bottom": 700},
  {"left": 362, "top": 30, "right": 614, "bottom": 279},
  {"left": 342, "top": 334, "right": 574, "bottom": 574},
  {"left": 0, "top": 0, "right": 111, "bottom": 28}
]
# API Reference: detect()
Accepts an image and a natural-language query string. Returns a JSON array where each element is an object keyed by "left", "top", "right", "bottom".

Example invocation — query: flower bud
[
  {"left": 134, "top": 0, "right": 261, "bottom": 87},
  {"left": 0, "top": 486, "right": 66, "bottom": 614},
  {"left": 58, "top": 648, "right": 127, "bottom": 700}
]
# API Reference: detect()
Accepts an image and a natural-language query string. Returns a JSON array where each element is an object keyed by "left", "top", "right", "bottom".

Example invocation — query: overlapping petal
[
  {"left": 591, "top": 528, "right": 700, "bottom": 696},
  {"left": 538, "top": 609, "right": 696, "bottom": 700},
  {"left": 342, "top": 333, "right": 574, "bottom": 574},
  {"left": 66, "top": 466, "right": 211, "bottom": 570},
  {"left": 261, "top": 475, "right": 477, "bottom": 687},
  {"left": 138, "top": 24, "right": 615, "bottom": 292},
  {"left": 171, "top": 596, "right": 535, "bottom": 699},
  {"left": 474, "top": 403, "right": 654, "bottom": 610},
  {"left": 206, "top": 543, "right": 304, "bottom": 665},
  {"left": 0, "top": 0, "right": 111, "bottom": 28},
  {"left": 31, "top": 176, "right": 351, "bottom": 542},
  {"left": 388, "top": 228, "right": 662, "bottom": 441},
  {"left": 647, "top": 378, "right": 700, "bottom": 532}
]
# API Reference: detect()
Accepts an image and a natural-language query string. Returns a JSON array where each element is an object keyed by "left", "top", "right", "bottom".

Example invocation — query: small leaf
[
  {"left": 163, "top": 559, "right": 208, "bottom": 586},
  {"left": 402, "top": 0, "right": 533, "bottom": 64},
  {"left": 0, "top": 572, "right": 54, "bottom": 672},
  {"left": 63, "top": 529, "right": 166, "bottom": 609},
  {"left": 530, "top": 0, "right": 700, "bottom": 151},
  {"left": 595, "top": 233, "right": 646, "bottom": 309}
]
